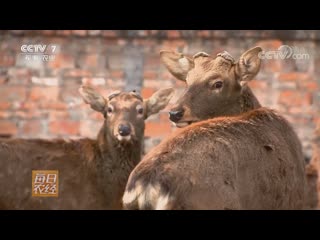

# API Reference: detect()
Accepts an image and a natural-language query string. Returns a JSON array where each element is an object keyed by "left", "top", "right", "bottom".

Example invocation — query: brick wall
[{"left": 0, "top": 30, "right": 319, "bottom": 158}]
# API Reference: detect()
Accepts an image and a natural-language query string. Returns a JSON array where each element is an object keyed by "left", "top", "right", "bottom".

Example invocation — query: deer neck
[
  {"left": 239, "top": 86, "right": 261, "bottom": 114},
  {"left": 97, "top": 122, "right": 142, "bottom": 169}
]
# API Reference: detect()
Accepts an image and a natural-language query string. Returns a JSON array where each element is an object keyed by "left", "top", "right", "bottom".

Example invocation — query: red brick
[
  {"left": 0, "top": 111, "right": 10, "bottom": 118},
  {"left": 145, "top": 121, "right": 172, "bottom": 137},
  {"left": 42, "top": 30, "right": 55, "bottom": 35},
  {"left": 132, "top": 39, "right": 156, "bottom": 47},
  {"left": 88, "top": 30, "right": 101, "bottom": 36},
  {"left": 9, "top": 30, "right": 24, "bottom": 35},
  {"left": 14, "top": 110, "right": 44, "bottom": 119},
  {"left": 89, "top": 111, "right": 104, "bottom": 121},
  {"left": 12, "top": 111, "right": 27, "bottom": 119},
  {"left": 49, "top": 111, "right": 70, "bottom": 121},
  {"left": 105, "top": 78, "right": 124, "bottom": 89},
  {"left": 80, "top": 120, "right": 102, "bottom": 138},
  {"left": 110, "top": 70, "right": 124, "bottom": 79},
  {"left": 102, "top": 31, "right": 117, "bottom": 37},
  {"left": 256, "top": 40, "right": 283, "bottom": 50},
  {"left": 298, "top": 81, "right": 318, "bottom": 91},
  {"left": 31, "top": 77, "right": 59, "bottom": 86},
  {"left": 260, "top": 58, "right": 282, "bottom": 73},
  {"left": 20, "top": 120, "right": 42, "bottom": 135},
  {"left": 40, "top": 101, "right": 68, "bottom": 110},
  {"left": 60, "top": 87, "right": 85, "bottom": 105},
  {"left": 29, "top": 87, "right": 59, "bottom": 102},
  {"left": 82, "top": 39, "right": 105, "bottom": 53},
  {"left": 0, "top": 102, "right": 11, "bottom": 110},
  {"left": 8, "top": 68, "right": 33, "bottom": 79},
  {"left": 141, "top": 88, "right": 155, "bottom": 99},
  {"left": 137, "top": 30, "right": 148, "bottom": 37},
  {"left": 0, "top": 54, "right": 15, "bottom": 67},
  {"left": 144, "top": 79, "right": 173, "bottom": 89},
  {"left": 159, "top": 71, "right": 175, "bottom": 80},
  {"left": 278, "top": 72, "right": 313, "bottom": 82},
  {"left": 290, "top": 116, "right": 311, "bottom": 125},
  {"left": 288, "top": 107, "right": 311, "bottom": 115},
  {"left": 72, "top": 30, "right": 87, "bottom": 36},
  {"left": 161, "top": 40, "right": 187, "bottom": 50},
  {"left": 313, "top": 117, "right": 320, "bottom": 126},
  {"left": 248, "top": 80, "right": 268, "bottom": 89},
  {"left": 0, "top": 76, "right": 9, "bottom": 84},
  {"left": 211, "top": 31, "right": 227, "bottom": 38},
  {"left": 197, "top": 31, "right": 211, "bottom": 38},
  {"left": 79, "top": 54, "right": 99, "bottom": 69},
  {"left": 0, "top": 120, "right": 17, "bottom": 136},
  {"left": 19, "top": 101, "right": 36, "bottom": 110},
  {"left": 56, "top": 30, "right": 72, "bottom": 36},
  {"left": 82, "top": 77, "right": 106, "bottom": 86},
  {"left": 145, "top": 56, "right": 161, "bottom": 69},
  {"left": 143, "top": 70, "right": 158, "bottom": 79},
  {"left": 117, "top": 39, "right": 127, "bottom": 46},
  {"left": 48, "top": 53, "right": 75, "bottom": 69},
  {"left": 167, "top": 30, "right": 180, "bottom": 38},
  {"left": 63, "top": 69, "right": 92, "bottom": 78},
  {"left": 107, "top": 55, "right": 123, "bottom": 70},
  {"left": 0, "top": 86, "right": 27, "bottom": 102},
  {"left": 150, "top": 30, "right": 159, "bottom": 36},
  {"left": 278, "top": 90, "right": 313, "bottom": 107},
  {"left": 49, "top": 120, "right": 80, "bottom": 135}
]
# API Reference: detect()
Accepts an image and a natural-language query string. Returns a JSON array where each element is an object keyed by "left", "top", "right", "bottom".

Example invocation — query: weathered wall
[{"left": 0, "top": 30, "right": 319, "bottom": 158}]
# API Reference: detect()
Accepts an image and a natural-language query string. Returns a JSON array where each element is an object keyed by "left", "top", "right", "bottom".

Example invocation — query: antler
[{"left": 217, "top": 51, "right": 235, "bottom": 64}]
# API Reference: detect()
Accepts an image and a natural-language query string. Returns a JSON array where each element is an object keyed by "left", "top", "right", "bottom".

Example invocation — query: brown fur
[
  {"left": 0, "top": 86, "right": 174, "bottom": 209},
  {"left": 123, "top": 47, "right": 306, "bottom": 209},
  {"left": 124, "top": 108, "right": 305, "bottom": 209},
  {"left": 163, "top": 48, "right": 262, "bottom": 125},
  {"left": 305, "top": 123, "right": 320, "bottom": 209}
]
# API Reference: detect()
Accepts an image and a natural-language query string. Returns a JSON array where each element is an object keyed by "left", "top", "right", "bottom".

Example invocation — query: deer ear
[
  {"left": 160, "top": 50, "right": 194, "bottom": 81},
  {"left": 144, "top": 88, "right": 175, "bottom": 119},
  {"left": 79, "top": 85, "right": 107, "bottom": 112},
  {"left": 235, "top": 47, "right": 262, "bottom": 86}
]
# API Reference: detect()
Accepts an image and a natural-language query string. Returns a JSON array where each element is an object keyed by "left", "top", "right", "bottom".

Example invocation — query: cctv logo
[{"left": 21, "top": 44, "right": 57, "bottom": 54}]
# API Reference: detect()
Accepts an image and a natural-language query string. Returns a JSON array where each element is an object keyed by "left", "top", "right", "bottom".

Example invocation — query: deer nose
[
  {"left": 118, "top": 124, "right": 131, "bottom": 136},
  {"left": 169, "top": 110, "right": 184, "bottom": 122}
]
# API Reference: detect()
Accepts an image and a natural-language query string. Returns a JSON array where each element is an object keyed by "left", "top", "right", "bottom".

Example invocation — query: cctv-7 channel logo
[{"left": 20, "top": 44, "right": 59, "bottom": 61}]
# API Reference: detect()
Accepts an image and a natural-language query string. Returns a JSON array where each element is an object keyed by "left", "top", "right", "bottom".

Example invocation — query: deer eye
[
  {"left": 136, "top": 105, "right": 144, "bottom": 115},
  {"left": 107, "top": 106, "right": 114, "bottom": 116},
  {"left": 212, "top": 81, "right": 223, "bottom": 89}
]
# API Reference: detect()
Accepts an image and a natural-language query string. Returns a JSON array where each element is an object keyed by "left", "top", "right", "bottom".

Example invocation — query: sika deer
[
  {"left": 0, "top": 86, "right": 174, "bottom": 209},
  {"left": 123, "top": 47, "right": 306, "bottom": 209}
]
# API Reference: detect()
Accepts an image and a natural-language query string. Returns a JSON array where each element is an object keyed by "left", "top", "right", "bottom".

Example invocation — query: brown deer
[
  {"left": 122, "top": 47, "right": 306, "bottom": 209},
  {"left": 305, "top": 122, "right": 320, "bottom": 209},
  {"left": 0, "top": 85, "right": 174, "bottom": 209}
]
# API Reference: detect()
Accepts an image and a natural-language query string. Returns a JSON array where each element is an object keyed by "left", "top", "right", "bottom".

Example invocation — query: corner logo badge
[{"left": 32, "top": 170, "right": 59, "bottom": 197}]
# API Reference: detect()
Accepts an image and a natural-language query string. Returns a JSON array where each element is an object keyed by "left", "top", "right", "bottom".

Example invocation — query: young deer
[
  {"left": 123, "top": 47, "right": 306, "bottom": 210},
  {"left": 0, "top": 85, "right": 174, "bottom": 209}
]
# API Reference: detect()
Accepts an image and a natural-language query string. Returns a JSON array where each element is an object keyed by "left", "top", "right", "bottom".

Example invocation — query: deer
[
  {"left": 0, "top": 85, "right": 174, "bottom": 209},
  {"left": 122, "top": 47, "right": 306, "bottom": 210},
  {"left": 305, "top": 122, "right": 320, "bottom": 209}
]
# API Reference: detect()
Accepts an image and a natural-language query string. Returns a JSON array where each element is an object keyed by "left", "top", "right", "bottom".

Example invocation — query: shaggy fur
[
  {"left": 123, "top": 108, "right": 305, "bottom": 209},
  {"left": 123, "top": 47, "right": 306, "bottom": 209},
  {"left": 0, "top": 87, "right": 174, "bottom": 209}
]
